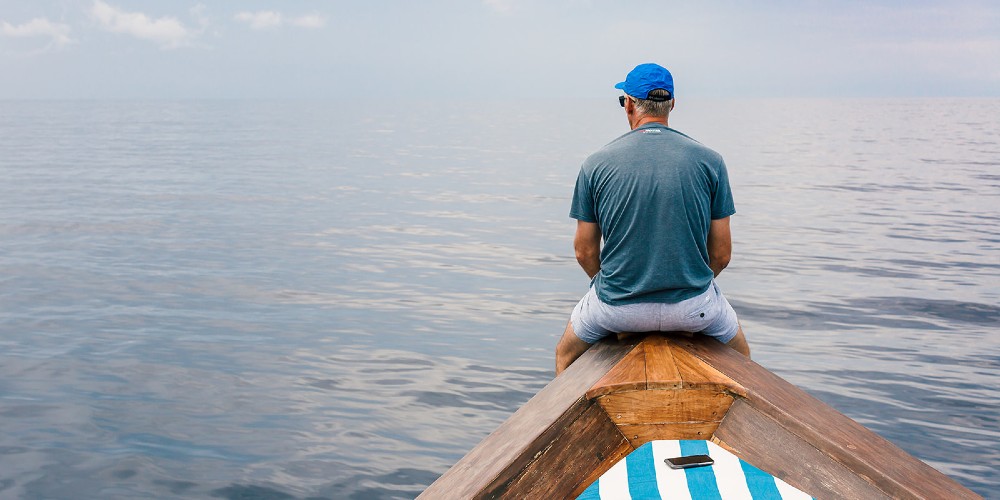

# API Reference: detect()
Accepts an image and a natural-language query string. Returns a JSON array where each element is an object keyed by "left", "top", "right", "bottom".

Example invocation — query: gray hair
[{"left": 632, "top": 89, "right": 673, "bottom": 117}]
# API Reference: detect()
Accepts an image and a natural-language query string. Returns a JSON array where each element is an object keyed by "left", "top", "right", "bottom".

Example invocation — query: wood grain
[
  {"left": 598, "top": 388, "right": 733, "bottom": 426},
  {"left": 670, "top": 341, "right": 747, "bottom": 397},
  {"left": 643, "top": 335, "right": 683, "bottom": 389},
  {"left": 617, "top": 421, "right": 721, "bottom": 447},
  {"left": 490, "top": 401, "right": 632, "bottom": 499},
  {"left": 716, "top": 399, "right": 892, "bottom": 499},
  {"left": 586, "top": 341, "right": 647, "bottom": 399},
  {"left": 675, "top": 335, "right": 982, "bottom": 500},
  {"left": 417, "top": 338, "right": 638, "bottom": 500}
]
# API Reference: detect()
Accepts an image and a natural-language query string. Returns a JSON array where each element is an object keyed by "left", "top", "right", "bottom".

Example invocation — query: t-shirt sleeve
[
  {"left": 711, "top": 158, "right": 736, "bottom": 220},
  {"left": 569, "top": 167, "right": 598, "bottom": 222}
]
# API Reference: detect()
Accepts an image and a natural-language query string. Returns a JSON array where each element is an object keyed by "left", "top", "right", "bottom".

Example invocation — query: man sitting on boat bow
[{"left": 556, "top": 63, "right": 751, "bottom": 375}]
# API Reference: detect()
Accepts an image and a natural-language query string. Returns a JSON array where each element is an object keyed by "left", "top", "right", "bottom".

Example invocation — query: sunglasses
[{"left": 619, "top": 93, "right": 673, "bottom": 107}]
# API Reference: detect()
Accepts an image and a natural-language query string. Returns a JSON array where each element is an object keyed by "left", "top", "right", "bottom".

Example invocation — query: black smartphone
[{"left": 664, "top": 454, "right": 714, "bottom": 469}]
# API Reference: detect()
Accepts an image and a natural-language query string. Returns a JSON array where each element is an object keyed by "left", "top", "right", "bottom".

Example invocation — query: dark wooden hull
[{"left": 419, "top": 333, "right": 980, "bottom": 499}]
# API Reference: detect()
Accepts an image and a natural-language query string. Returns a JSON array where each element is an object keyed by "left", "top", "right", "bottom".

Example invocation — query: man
[{"left": 555, "top": 63, "right": 750, "bottom": 375}]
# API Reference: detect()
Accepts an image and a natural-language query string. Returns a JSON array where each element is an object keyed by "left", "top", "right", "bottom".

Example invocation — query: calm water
[{"left": 0, "top": 98, "right": 997, "bottom": 499}]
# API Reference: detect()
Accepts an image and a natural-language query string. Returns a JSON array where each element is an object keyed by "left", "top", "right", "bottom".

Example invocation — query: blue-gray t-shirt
[{"left": 569, "top": 123, "right": 736, "bottom": 305}]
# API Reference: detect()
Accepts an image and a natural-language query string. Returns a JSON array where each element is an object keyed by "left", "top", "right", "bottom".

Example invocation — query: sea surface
[{"left": 0, "top": 98, "right": 997, "bottom": 499}]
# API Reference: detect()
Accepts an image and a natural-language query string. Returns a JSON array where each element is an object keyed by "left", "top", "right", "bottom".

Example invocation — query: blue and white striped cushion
[{"left": 577, "top": 440, "right": 813, "bottom": 500}]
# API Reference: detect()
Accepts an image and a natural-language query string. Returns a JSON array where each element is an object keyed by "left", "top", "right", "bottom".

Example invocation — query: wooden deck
[{"left": 418, "top": 333, "right": 981, "bottom": 499}]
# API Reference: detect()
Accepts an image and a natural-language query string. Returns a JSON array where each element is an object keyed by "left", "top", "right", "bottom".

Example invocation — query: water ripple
[{"left": 1, "top": 98, "right": 997, "bottom": 497}]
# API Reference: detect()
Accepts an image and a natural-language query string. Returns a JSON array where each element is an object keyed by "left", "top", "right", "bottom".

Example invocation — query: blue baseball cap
[{"left": 614, "top": 63, "right": 674, "bottom": 100}]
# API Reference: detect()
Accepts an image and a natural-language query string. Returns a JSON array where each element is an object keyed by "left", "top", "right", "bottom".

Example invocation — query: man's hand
[{"left": 574, "top": 220, "right": 602, "bottom": 279}]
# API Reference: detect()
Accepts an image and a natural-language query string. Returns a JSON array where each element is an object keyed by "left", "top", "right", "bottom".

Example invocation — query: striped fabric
[{"left": 577, "top": 440, "right": 813, "bottom": 500}]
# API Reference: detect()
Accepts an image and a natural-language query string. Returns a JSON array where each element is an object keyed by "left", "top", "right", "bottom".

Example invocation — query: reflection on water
[{"left": 0, "top": 98, "right": 997, "bottom": 498}]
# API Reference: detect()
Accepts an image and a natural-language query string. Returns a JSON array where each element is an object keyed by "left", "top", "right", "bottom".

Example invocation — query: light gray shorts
[{"left": 570, "top": 281, "right": 740, "bottom": 345}]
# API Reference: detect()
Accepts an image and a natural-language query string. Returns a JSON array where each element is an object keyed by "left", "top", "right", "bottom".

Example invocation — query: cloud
[
  {"left": 289, "top": 15, "right": 326, "bottom": 29},
  {"left": 483, "top": 0, "right": 515, "bottom": 14},
  {"left": 189, "top": 4, "right": 210, "bottom": 33},
  {"left": 235, "top": 11, "right": 282, "bottom": 29},
  {"left": 1, "top": 17, "right": 75, "bottom": 49},
  {"left": 235, "top": 11, "right": 326, "bottom": 30},
  {"left": 90, "top": 0, "right": 194, "bottom": 49}
]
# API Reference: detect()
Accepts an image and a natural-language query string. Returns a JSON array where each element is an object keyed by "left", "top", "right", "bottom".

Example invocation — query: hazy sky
[{"left": 1, "top": 0, "right": 998, "bottom": 99}]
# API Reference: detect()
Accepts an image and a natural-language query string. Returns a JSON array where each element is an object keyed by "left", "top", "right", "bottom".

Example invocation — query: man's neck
[{"left": 630, "top": 115, "right": 668, "bottom": 130}]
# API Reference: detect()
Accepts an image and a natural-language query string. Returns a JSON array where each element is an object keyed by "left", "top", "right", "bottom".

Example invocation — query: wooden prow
[
  {"left": 418, "top": 334, "right": 981, "bottom": 500},
  {"left": 586, "top": 335, "right": 746, "bottom": 449}
]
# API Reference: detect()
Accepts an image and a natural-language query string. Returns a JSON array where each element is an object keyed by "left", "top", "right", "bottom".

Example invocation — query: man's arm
[
  {"left": 574, "top": 220, "right": 601, "bottom": 279},
  {"left": 707, "top": 217, "right": 732, "bottom": 277}
]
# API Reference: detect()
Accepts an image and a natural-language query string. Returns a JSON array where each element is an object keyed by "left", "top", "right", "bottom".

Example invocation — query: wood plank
[
  {"left": 715, "top": 399, "right": 891, "bottom": 499},
  {"left": 674, "top": 335, "right": 981, "bottom": 499},
  {"left": 597, "top": 388, "right": 733, "bottom": 426},
  {"left": 643, "top": 335, "right": 683, "bottom": 390},
  {"left": 571, "top": 444, "right": 635, "bottom": 499},
  {"left": 491, "top": 401, "right": 633, "bottom": 499},
  {"left": 586, "top": 341, "right": 647, "bottom": 399},
  {"left": 417, "top": 338, "right": 639, "bottom": 500},
  {"left": 617, "top": 421, "right": 721, "bottom": 447},
  {"left": 669, "top": 341, "right": 747, "bottom": 397}
]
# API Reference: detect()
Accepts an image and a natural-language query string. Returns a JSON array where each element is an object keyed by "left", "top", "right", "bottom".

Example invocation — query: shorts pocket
[{"left": 683, "top": 295, "right": 718, "bottom": 331}]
